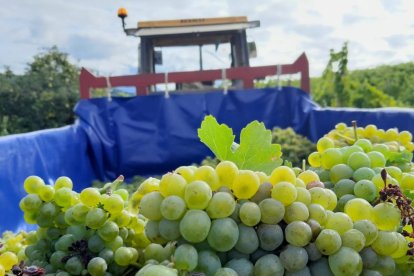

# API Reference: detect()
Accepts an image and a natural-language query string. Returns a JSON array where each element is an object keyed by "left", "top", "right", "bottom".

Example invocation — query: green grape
[
  {"left": 295, "top": 187, "right": 311, "bottom": 205},
  {"left": 309, "top": 257, "right": 333, "bottom": 276},
  {"left": 344, "top": 198, "right": 373, "bottom": 221},
  {"left": 308, "top": 203, "right": 327, "bottom": 225},
  {"left": 372, "top": 202, "right": 401, "bottom": 231},
  {"left": 103, "top": 195, "right": 124, "bottom": 215},
  {"left": 113, "top": 188, "right": 129, "bottom": 201},
  {"left": 294, "top": 178, "right": 306, "bottom": 188},
  {"left": 330, "top": 164, "right": 353, "bottom": 184},
  {"left": 309, "top": 187, "right": 330, "bottom": 209},
  {"left": 360, "top": 247, "right": 378, "bottom": 269},
  {"left": 315, "top": 229, "right": 341, "bottom": 255},
  {"left": 159, "top": 195, "right": 187, "bottom": 221},
  {"left": 184, "top": 180, "right": 212, "bottom": 209},
  {"left": 271, "top": 182, "right": 297, "bottom": 206},
  {"left": 305, "top": 242, "right": 322, "bottom": 261},
  {"left": 144, "top": 220, "right": 166, "bottom": 245},
  {"left": 321, "top": 148, "right": 343, "bottom": 170},
  {"left": 144, "top": 243, "right": 169, "bottom": 263},
  {"left": 341, "top": 229, "right": 366, "bottom": 252},
  {"left": 54, "top": 187, "right": 74, "bottom": 207},
  {"left": 390, "top": 232, "right": 409, "bottom": 259},
  {"left": 354, "top": 138, "right": 373, "bottom": 152},
  {"left": 38, "top": 185, "right": 55, "bottom": 202},
  {"left": 334, "top": 179, "right": 355, "bottom": 198},
  {"left": 196, "top": 250, "right": 222, "bottom": 276},
  {"left": 85, "top": 208, "right": 107, "bottom": 229},
  {"left": 97, "top": 221, "right": 119, "bottom": 242},
  {"left": 308, "top": 152, "right": 321, "bottom": 167},
  {"left": 234, "top": 224, "right": 259, "bottom": 254},
  {"left": 158, "top": 218, "right": 181, "bottom": 241},
  {"left": 64, "top": 256, "right": 84, "bottom": 275},
  {"left": 347, "top": 152, "right": 371, "bottom": 170},
  {"left": 285, "top": 221, "right": 312, "bottom": 247},
  {"left": 239, "top": 201, "right": 261, "bottom": 226},
  {"left": 284, "top": 201, "right": 309, "bottom": 223},
  {"left": 335, "top": 194, "right": 355, "bottom": 212},
  {"left": 87, "top": 257, "right": 108, "bottom": 276},
  {"left": 367, "top": 151, "right": 386, "bottom": 168},
  {"left": 54, "top": 234, "right": 75, "bottom": 252},
  {"left": 254, "top": 254, "right": 284, "bottom": 276},
  {"left": 55, "top": 176, "right": 73, "bottom": 190},
  {"left": 194, "top": 165, "right": 220, "bottom": 191},
  {"left": 24, "top": 175, "right": 45, "bottom": 194},
  {"left": 215, "top": 160, "right": 239, "bottom": 189},
  {"left": 159, "top": 172, "right": 187, "bottom": 198},
  {"left": 180, "top": 210, "right": 211, "bottom": 243},
  {"left": 112, "top": 209, "right": 132, "bottom": 228},
  {"left": 225, "top": 258, "right": 254, "bottom": 276},
  {"left": 137, "top": 264, "right": 178, "bottom": 276},
  {"left": 353, "top": 167, "right": 375, "bottom": 182},
  {"left": 50, "top": 251, "right": 67, "bottom": 269},
  {"left": 39, "top": 202, "right": 59, "bottom": 218},
  {"left": 20, "top": 194, "right": 42, "bottom": 212},
  {"left": 371, "top": 231, "right": 399, "bottom": 256},
  {"left": 325, "top": 212, "right": 353, "bottom": 235},
  {"left": 206, "top": 192, "right": 236, "bottom": 218},
  {"left": 298, "top": 170, "right": 320, "bottom": 185},
  {"left": 214, "top": 267, "right": 238, "bottom": 276},
  {"left": 342, "top": 145, "right": 364, "bottom": 163},
  {"left": 71, "top": 203, "right": 90, "bottom": 222},
  {"left": 317, "top": 137, "right": 335, "bottom": 152},
  {"left": 269, "top": 166, "right": 297, "bottom": 185},
  {"left": 66, "top": 225, "right": 87, "bottom": 240},
  {"left": 280, "top": 245, "right": 308, "bottom": 272},
  {"left": 398, "top": 130, "right": 413, "bottom": 143},
  {"left": 139, "top": 191, "right": 164, "bottom": 220},
  {"left": 385, "top": 166, "right": 403, "bottom": 181},
  {"left": 257, "top": 223, "right": 284, "bottom": 251},
  {"left": 328, "top": 247, "right": 363, "bottom": 276},
  {"left": 207, "top": 218, "right": 239, "bottom": 252},
  {"left": 175, "top": 166, "right": 195, "bottom": 183},
  {"left": 250, "top": 182, "right": 273, "bottom": 204},
  {"left": 80, "top": 187, "right": 101, "bottom": 207},
  {"left": 401, "top": 173, "right": 414, "bottom": 191},
  {"left": 325, "top": 189, "right": 337, "bottom": 211},
  {"left": 233, "top": 170, "right": 260, "bottom": 199},
  {"left": 373, "top": 255, "right": 395, "bottom": 275},
  {"left": 88, "top": 234, "right": 106, "bottom": 253},
  {"left": 114, "top": 247, "right": 134, "bottom": 266},
  {"left": 353, "top": 220, "right": 378, "bottom": 246},
  {"left": 353, "top": 180, "right": 377, "bottom": 202},
  {"left": 174, "top": 244, "right": 198, "bottom": 271}
]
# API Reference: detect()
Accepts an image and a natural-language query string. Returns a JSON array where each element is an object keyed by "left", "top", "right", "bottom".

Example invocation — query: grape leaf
[
  {"left": 388, "top": 150, "right": 413, "bottom": 164},
  {"left": 198, "top": 115, "right": 235, "bottom": 160},
  {"left": 198, "top": 115, "right": 282, "bottom": 174}
]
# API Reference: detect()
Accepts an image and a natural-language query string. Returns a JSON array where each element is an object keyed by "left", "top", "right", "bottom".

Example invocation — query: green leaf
[
  {"left": 198, "top": 116, "right": 282, "bottom": 174},
  {"left": 198, "top": 115, "right": 235, "bottom": 160},
  {"left": 388, "top": 150, "right": 413, "bottom": 164}
]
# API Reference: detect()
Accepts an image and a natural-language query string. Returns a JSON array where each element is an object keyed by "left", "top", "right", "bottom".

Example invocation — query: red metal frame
[{"left": 79, "top": 53, "right": 310, "bottom": 99}]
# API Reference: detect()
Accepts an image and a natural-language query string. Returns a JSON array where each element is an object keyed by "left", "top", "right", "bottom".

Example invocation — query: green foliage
[
  {"left": 198, "top": 115, "right": 282, "bottom": 174},
  {"left": 271, "top": 127, "right": 315, "bottom": 167},
  {"left": 0, "top": 47, "right": 79, "bottom": 134}
]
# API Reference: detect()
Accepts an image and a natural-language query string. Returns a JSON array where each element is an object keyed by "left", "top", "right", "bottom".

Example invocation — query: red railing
[{"left": 79, "top": 53, "right": 310, "bottom": 99}]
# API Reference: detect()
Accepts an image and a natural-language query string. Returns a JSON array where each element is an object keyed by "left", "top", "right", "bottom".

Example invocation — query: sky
[{"left": 0, "top": 0, "right": 413, "bottom": 78}]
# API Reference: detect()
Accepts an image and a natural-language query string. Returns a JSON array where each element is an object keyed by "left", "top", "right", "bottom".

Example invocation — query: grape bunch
[
  {"left": 135, "top": 161, "right": 410, "bottom": 275},
  {"left": 18, "top": 175, "right": 148, "bottom": 275}
]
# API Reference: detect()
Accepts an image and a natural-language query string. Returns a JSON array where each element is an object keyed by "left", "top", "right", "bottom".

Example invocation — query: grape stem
[
  {"left": 352, "top": 120, "right": 358, "bottom": 141},
  {"left": 98, "top": 175, "right": 124, "bottom": 194}
]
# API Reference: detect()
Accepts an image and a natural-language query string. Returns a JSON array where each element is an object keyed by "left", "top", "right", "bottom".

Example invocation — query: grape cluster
[
  {"left": 136, "top": 161, "right": 404, "bottom": 275},
  {"left": 18, "top": 175, "right": 147, "bottom": 275}
]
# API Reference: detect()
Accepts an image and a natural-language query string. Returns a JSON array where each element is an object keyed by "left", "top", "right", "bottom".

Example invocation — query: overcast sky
[{"left": 0, "top": 0, "right": 413, "bottom": 77}]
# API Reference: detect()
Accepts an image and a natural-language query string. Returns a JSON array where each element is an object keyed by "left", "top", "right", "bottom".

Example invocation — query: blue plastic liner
[{"left": 1, "top": 87, "right": 414, "bottom": 232}]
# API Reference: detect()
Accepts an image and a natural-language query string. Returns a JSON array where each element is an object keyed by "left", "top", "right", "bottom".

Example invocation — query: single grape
[
  {"left": 250, "top": 182, "right": 273, "bottom": 204},
  {"left": 324, "top": 212, "right": 353, "bottom": 235},
  {"left": 85, "top": 208, "right": 107, "bottom": 229},
  {"left": 159, "top": 172, "right": 187, "bottom": 198},
  {"left": 344, "top": 198, "right": 373, "bottom": 221},
  {"left": 158, "top": 218, "right": 181, "bottom": 241},
  {"left": 64, "top": 256, "right": 84, "bottom": 275},
  {"left": 55, "top": 176, "right": 73, "bottom": 190},
  {"left": 184, "top": 180, "right": 212, "bottom": 209},
  {"left": 174, "top": 244, "right": 198, "bottom": 271},
  {"left": 308, "top": 203, "right": 327, "bottom": 225},
  {"left": 194, "top": 165, "right": 220, "bottom": 191},
  {"left": 206, "top": 192, "right": 236, "bottom": 218},
  {"left": 390, "top": 232, "right": 409, "bottom": 259},
  {"left": 257, "top": 223, "right": 284, "bottom": 251},
  {"left": 372, "top": 202, "right": 401, "bottom": 231},
  {"left": 180, "top": 210, "right": 211, "bottom": 243},
  {"left": 333, "top": 179, "right": 355, "bottom": 198},
  {"left": 103, "top": 194, "right": 124, "bottom": 215},
  {"left": 175, "top": 166, "right": 195, "bottom": 183},
  {"left": 160, "top": 195, "right": 186, "bottom": 220},
  {"left": 144, "top": 220, "right": 166, "bottom": 245},
  {"left": 215, "top": 160, "right": 239, "bottom": 189},
  {"left": 308, "top": 152, "right": 322, "bottom": 167},
  {"left": 139, "top": 191, "right": 164, "bottom": 220},
  {"left": 225, "top": 258, "right": 254, "bottom": 276},
  {"left": 353, "top": 167, "right": 375, "bottom": 182},
  {"left": 280, "top": 245, "right": 308, "bottom": 272},
  {"left": 38, "top": 185, "right": 55, "bottom": 202},
  {"left": 234, "top": 224, "right": 259, "bottom": 254},
  {"left": 309, "top": 257, "right": 334, "bottom": 276},
  {"left": 315, "top": 229, "right": 342, "bottom": 255},
  {"left": 114, "top": 247, "right": 134, "bottom": 266},
  {"left": 317, "top": 137, "right": 335, "bottom": 152},
  {"left": 371, "top": 231, "right": 399, "bottom": 256},
  {"left": 305, "top": 242, "right": 322, "bottom": 261},
  {"left": 97, "top": 220, "right": 119, "bottom": 242},
  {"left": 330, "top": 164, "right": 353, "bottom": 184},
  {"left": 254, "top": 254, "right": 284, "bottom": 276},
  {"left": 367, "top": 151, "right": 386, "bottom": 168},
  {"left": 232, "top": 170, "right": 260, "bottom": 199},
  {"left": 328, "top": 247, "right": 363, "bottom": 276},
  {"left": 98, "top": 248, "right": 114, "bottom": 264},
  {"left": 196, "top": 250, "right": 222, "bottom": 276},
  {"left": 295, "top": 187, "right": 311, "bottom": 205},
  {"left": 401, "top": 173, "right": 414, "bottom": 191},
  {"left": 347, "top": 152, "right": 371, "bottom": 170},
  {"left": 271, "top": 182, "right": 297, "bottom": 206},
  {"left": 269, "top": 166, "right": 297, "bottom": 185},
  {"left": 214, "top": 267, "right": 238, "bottom": 276},
  {"left": 284, "top": 221, "right": 312, "bottom": 247},
  {"left": 24, "top": 175, "right": 45, "bottom": 194},
  {"left": 239, "top": 202, "right": 261, "bottom": 226},
  {"left": 321, "top": 148, "right": 343, "bottom": 170},
  {"left": 54, "top": 187, "right": 74, "bottom": 207},
  {"left": 284, "top": 202, "right": 309, "bottom": 223},
  {"left": 88, "top": 234, "right": 105, "bottom": 253},
  {"left": 360, "top": 247, "right": 378, "bottom": 269},
  {"left": 341, "top": 228, "right": 366, "bottom": 252},
  {"left": 207, "top": 218, "right": 239, "bottom": 252},
  {"left": 87, "top": 257, "right": 108, "bottom": 276},
  {"left": 80, "top": 187, "right": 101, "bottom": 207},
  {"left": 353, "top": 219, "right": 378, "bottom": 246},
  {"left": 353, "top": 180, "right": 377, "bottom": 202},
  {"left": 298, "top": 170, "right": 320, "bottom": 185}
]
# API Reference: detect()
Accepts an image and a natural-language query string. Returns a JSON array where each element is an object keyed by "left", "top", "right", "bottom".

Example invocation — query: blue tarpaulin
[{"left": 1, "top": 87, "right": 414, "bottom": 232}]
